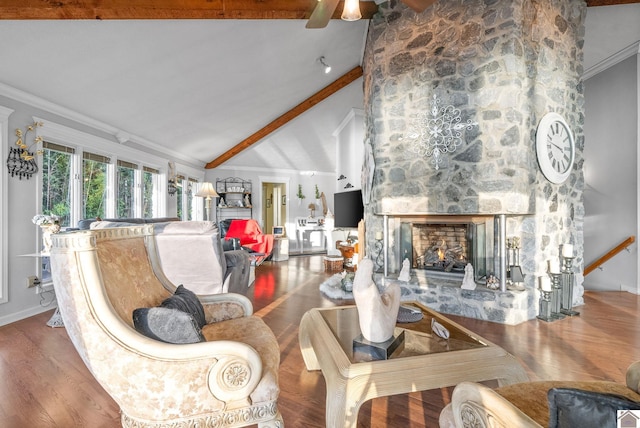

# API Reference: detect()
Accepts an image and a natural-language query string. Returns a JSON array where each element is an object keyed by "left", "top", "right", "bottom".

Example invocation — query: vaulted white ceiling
[{"left": 0, "top": 3, "right": 637, "bottom": 173}]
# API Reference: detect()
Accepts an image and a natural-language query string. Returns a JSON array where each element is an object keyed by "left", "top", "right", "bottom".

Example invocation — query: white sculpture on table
[
  {"left": 353, "top": 258, "right": 401, "bottom": 343},
  {"left": 398, "top": 258, "right": 411, "bottom": 282},
  {"left": 461, "top": 263, "right": 476, "bottom": 290}
]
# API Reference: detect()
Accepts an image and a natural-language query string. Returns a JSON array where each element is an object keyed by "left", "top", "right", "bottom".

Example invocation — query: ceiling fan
[{"left": 306, "top": 0, "right": 437, "bottom": 29}]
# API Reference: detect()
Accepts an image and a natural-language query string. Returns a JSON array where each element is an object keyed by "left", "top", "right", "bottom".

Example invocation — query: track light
[
  {"left": 318, "top": 56, "right": 331, "bottom": 74},
  {"left": 341, "top": 0, "right": 362, "bottom": 21}
]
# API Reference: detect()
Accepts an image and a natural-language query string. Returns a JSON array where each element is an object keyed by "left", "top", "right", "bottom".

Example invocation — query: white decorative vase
[{"left": 41, "top": 224, "right": 60, "bottom": 255}]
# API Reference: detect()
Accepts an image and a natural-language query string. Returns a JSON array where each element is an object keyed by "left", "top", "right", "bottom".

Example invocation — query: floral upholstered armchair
[
  {"left": 439, "top": 361, "right": 640, "bottom": 428},
  {"left": 50, "top": 226, "right": 283, "bottom": 428}
]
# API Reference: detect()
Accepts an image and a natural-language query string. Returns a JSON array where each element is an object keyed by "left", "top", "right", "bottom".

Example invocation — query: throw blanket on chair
[{"left": 225, "top": 219, "right": 274, "bottom": 264}]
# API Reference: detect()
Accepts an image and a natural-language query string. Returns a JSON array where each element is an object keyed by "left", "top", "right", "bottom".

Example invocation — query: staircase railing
[{"left": 584, "top": 235, "right": 636, "bottom": 276}]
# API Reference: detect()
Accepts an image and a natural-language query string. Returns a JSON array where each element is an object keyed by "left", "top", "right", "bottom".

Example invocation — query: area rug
[{"left": 319, "top": 273, "right": 429, "bottom": 302}]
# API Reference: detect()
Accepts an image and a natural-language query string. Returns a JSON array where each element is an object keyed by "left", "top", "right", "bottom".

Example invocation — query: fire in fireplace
[
  {"left": 412, "top": 224, "right": 469, "bottom": 273},
  {"left": 398, "top": 216, "right": 496, "bottom": 281}
]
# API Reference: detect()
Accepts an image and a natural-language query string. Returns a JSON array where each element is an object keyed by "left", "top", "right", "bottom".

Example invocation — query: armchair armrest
[
  {"left": 448, "top": 381, "right": 542, "bottom": 428},
  {"left": 627, "top": 361, "right": 640, "bottom": 393},
  {"left": 199, "top": 293, "right": 253, "bottom": 323}
]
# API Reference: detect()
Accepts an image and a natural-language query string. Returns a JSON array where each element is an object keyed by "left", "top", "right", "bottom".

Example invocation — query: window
[
  {"left": 187, "top": 178, "right": 198, "bottom": 221},
  {"left": 117, "top": 160, "right": 137, "bottom": 218},
  {"left": 143, "top": 166, "right": 159, "bottom": 219},
  {"left": 176, "top": 175, "right": 186, "bottom": 220},
  {"left": 83, "top": 152, "right": 109, "bottom": 219},
  {"left": 41, "top": 142, "right": 74, "bottom": 227}
]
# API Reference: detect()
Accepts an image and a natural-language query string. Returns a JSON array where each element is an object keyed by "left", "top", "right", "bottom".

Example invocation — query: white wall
[
  {"left": 583, "top": 53, "right": 639, "bottom": 292},
  {"left": 334, "top": 108, "right": 364, "bottom": 193}
]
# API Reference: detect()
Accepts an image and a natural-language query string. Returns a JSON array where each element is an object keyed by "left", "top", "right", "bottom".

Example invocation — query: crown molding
[
  {"left": 0, "top": 81, "right": 205, "bottom": 169},
  {"left": 582, "top": 41, "right": 640, "bottom": 81}
]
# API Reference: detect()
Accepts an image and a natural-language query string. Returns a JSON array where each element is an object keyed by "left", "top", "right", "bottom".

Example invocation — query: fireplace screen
[
  {"left": 399, "top": 219, "right": 494, "bottom": 280},
  {"left": 412, "top": 224, "right": 468, "bottom": 273}
]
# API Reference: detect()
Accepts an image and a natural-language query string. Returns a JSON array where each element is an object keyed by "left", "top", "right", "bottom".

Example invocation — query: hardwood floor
[{"left": 1, "top": 254, "right": 639, "bottom": 427}]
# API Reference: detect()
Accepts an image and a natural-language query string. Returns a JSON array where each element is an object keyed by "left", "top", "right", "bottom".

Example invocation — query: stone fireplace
[{"left": 361, "top": 0, "right": 586, "bottom": 324}]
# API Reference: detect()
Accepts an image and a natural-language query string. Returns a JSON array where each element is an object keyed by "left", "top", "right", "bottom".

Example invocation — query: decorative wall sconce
[
  {"left": 404, "top": 94, "right": 478, "bottom": 170},
  {"left": 6, "top": 121, "right": 43, "bottom": 180}
]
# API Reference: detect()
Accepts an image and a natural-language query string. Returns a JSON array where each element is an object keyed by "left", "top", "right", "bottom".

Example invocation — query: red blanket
[{"left": 224, "top": 219, "right": 273, "bottom": 261}]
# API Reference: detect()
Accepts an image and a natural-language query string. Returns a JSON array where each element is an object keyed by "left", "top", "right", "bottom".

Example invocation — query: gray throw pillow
[
  {"left": 132, "top": 307, "right": 204, "bottom": 344},
  {"left": 160, "top": 284, "right": 206, "bottom": 328},
  {"left": 132, "top": 285, "right": 206, "bottom": 344},
  {"left": 548, "top": 387, "right": 640, "bottom": 428}
]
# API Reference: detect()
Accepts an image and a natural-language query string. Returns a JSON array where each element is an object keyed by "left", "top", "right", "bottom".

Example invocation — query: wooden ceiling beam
[
  {"left": 205, "top": 66, "right": 363, "bottom": 169},
  {"left": 586, "top": 0, "right": 640, "bottom": 6},
  {"left": 0, "top": 0, "right": 379, "bottom": 20}
]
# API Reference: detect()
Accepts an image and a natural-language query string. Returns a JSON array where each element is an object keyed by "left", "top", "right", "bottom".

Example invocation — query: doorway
[{"left": 261, "top": 180, "right": 288, "bottom": 237}]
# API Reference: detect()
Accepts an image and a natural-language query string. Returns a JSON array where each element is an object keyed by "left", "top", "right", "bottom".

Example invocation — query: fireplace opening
[
  {"left": 412, "top": 224, "right": 469, "bottom": 273},
  {"left": 399, "top": 216, "right": 496, "bottom": 282}
]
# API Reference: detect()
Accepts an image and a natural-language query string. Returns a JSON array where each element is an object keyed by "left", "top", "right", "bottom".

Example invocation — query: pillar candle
[
  {"left": 548, "top": 259, "right": 560, "bottom": 274},
  {"left": 538, "top": 276, "right": 552, "bottom": 291},
  {"left": 375, "top": 231, "right": 383, "bottom": 240},
  {"left": 562, "top": 244, "right": 573, "bottom": 258}
]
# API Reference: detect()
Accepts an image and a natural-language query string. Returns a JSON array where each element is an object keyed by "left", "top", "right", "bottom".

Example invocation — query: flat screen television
[{"left": 334, "top": 190, "right": 364, "bottom": 228}]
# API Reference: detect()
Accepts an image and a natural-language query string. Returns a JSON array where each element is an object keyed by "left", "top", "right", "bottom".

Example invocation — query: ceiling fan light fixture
[
  {"left": 318, "top": 56, "right": 332, "bottom": 74},
  {"left": 341, "top": 0, "right": 362, "bottom": 21}
]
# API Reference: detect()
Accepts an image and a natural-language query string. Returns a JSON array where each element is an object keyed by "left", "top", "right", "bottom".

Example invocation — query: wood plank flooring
[{"left": 1, "top": 254, "right": 639, "bottom": 427}]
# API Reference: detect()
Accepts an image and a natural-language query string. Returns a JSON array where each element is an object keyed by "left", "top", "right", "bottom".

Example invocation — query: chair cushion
[
  {"left": 132, "top": 285, "right": 206, "bottom": 344},
  {"left": 132, "top": 307, "right": 205, "bottom": 344},
  {"left": 548, "top": 388, "right": 640, "bottom": 428}
]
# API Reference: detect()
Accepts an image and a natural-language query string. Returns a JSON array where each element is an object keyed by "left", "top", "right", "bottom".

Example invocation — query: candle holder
[
  {"left": 560, "top": 256, "right": 580, "bottom": 316},
  {"left": 550, "top": 273, "right": 565, "bottom": 320},
  {"left": 537, "top": 290, "right": 555, "bottom": 322}
]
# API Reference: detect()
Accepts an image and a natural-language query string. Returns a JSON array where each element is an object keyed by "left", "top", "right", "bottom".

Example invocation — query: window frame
[{"left": 34, "top": 118, "right": 172, "bottom": 229}]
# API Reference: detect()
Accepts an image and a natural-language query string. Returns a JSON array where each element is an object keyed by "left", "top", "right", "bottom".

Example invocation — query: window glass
[
  {"left": 83, "top": 152, "right": 109, "bottom": 219},
  {"left": 143, "top": 166, "right": 158, "bottom": 219},
  {"left": 187, "top": 178, "right": 198, "bottom": 221},
  {"left": 117, "top": 160, "right": 137, "bottom": 218},
  {"left": 41, "top": 142, "right": 74, "bottom": 227},
  {"left": 176, "top": 175, "right": 185, "bottom": 220}
]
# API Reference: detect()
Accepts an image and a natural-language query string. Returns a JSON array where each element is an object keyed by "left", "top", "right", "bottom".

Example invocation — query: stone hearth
[{"left": 375, "top": 272, "right": 536, "bottom": 326}]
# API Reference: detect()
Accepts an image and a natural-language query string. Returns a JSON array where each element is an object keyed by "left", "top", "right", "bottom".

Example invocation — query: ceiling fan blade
[
  {"left": 306, "top": 0, "right": 341, "bottom": 29},
  {"left": 401, "top": 0, "right": 437, "bottom": 13}
]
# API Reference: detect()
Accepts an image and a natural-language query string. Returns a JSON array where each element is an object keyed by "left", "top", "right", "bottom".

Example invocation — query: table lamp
[{"left": 195, "top": 182, "right": 218, "bottom": 221}]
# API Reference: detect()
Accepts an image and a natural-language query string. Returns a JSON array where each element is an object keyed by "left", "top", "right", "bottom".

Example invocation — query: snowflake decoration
[{"left": 406, "top": 94, "right": 478, "bottom": 170}]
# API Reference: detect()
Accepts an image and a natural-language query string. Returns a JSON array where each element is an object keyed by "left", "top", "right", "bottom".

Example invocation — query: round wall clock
[{"left": 535, "top": 112, "right": 575, "bottom": 184}]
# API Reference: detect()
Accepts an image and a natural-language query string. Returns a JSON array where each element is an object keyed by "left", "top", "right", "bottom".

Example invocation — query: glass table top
[{"left": 319, "top": 302, "right": 488, "bottom": 363}]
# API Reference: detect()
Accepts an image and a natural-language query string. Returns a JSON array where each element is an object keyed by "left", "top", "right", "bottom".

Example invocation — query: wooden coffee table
[{"left": 298, "top": 301, "right": 528, "bottom": 427}]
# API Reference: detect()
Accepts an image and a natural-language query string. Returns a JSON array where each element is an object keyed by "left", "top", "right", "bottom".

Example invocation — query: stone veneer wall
[{"left": 362, "top": 0, "right": 586, "bottom": 309}]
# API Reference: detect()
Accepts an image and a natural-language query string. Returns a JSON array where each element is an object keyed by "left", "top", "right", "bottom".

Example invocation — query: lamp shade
[
  {"left": 195, "top": 182, "right": 218, "bottom": 198},
  {"left": 341, "top": 0, "right": 361, "bottom": 21}
]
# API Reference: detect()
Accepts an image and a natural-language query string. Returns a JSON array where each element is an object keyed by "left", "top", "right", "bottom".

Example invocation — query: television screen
[{"left": 334, "top": 190, "right": 364, "bottom": 228}]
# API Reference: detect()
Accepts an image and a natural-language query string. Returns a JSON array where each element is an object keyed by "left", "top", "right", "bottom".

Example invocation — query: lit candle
[
  {"left": 548, "top": 259, "right": 560, "bottom": 274},
  {"left": 375, "top": 231, "right": 383, "bottom": 240},
  {"left": 538, "top": 276, "right": 552, "bottom": 292},
  {"left": 562, "top": 244, "right": 573, "bottom": 258}
]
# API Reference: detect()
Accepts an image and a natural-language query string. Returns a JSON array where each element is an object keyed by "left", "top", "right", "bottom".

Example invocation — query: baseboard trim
[{"left": 0, "top": 304, "right": 56, "bottom": 327}]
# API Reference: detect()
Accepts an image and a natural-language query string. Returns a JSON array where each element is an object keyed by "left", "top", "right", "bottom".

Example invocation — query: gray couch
[{"left": 88, "top": 220, "right": 251, "bottom": 295}]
